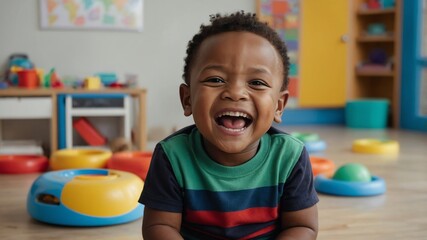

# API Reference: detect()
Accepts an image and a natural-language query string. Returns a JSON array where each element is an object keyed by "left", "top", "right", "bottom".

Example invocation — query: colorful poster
[
  {"left": 39, "top": 0, "right": 144, "bottom": 31},
  {"left": 257, "top": 0, "right": 299, "bottom": 108}
]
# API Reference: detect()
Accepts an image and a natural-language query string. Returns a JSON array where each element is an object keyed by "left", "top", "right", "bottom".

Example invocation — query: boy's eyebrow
[
  {"left": 201, "top": 64, "right": 272, "bottom": 75},
  {"left": 248, "top": 66, "right": 272, "bottom": 75},
  {"left": 201, "top": 64, "right": 224, "bottom": 72}
]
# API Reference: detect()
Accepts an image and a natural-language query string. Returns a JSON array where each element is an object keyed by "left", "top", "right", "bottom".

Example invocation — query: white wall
[{"left": 0, "top": 0, "right": 255, "bottom": 141}]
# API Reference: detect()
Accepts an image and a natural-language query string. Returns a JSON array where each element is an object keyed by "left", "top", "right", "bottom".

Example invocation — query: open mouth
[{"left": 215, "top": 111, "right": 253, "bottom": 131}]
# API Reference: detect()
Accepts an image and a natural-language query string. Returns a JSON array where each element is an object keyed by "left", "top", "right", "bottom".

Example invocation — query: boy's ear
[
  {"left": 179, "top": 83, "right": 192, "bottom": 116},
  {"left": 274, "top": 90, "right": 289, "bottom": 123}
]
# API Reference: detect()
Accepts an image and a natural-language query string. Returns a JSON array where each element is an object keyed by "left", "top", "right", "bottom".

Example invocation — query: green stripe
[{"left": 161, "top": 128, "right": 304, "bottom": 191}]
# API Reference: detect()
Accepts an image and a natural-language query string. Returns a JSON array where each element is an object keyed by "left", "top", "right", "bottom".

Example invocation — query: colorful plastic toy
[
  {"left": 367, "top": 24, "right": 386, "bottom": 36},
  {"left": 291, "top": 132, "right": 327, "bottom": 153},
  {"left": 50, "top": 148, "right": 112, "bottom": 170},
  {"left": 27, "top": 169, "right": 144, "bottom": 226},
  {"left": 17, "top": 69, "right": 39, "bottom": 88},
  {"left": 0, "top": 155, "right": 48, "bottom": 174},
  {"left": 367, "top": 0, "right": 381, "bottom": 9},
  {"left": 314, "top": 163, "right": 386, "bottom": 196},
  {"left": 381, "top": 0, "right": 395, "bottom": 8},
  {"left": 333, "top": 163, "right": 371, "bottom": 182},
  {"left": 73, "top": 117, "right": 107, "bottom": 146},
  {"left": 291, "top": 132, "right": 319, "bottom": 142},
  {"left": 83, "top": 76, "right": 102, "bottom": 89},
  {"left": 305, "top": 140, "right": 327, "bottom": 153},
  {"left": 352, "top": 138, "right": 399, "bottom": 154},
  {"left": 0, "top": 81, "right": 8, "bottom": 89},
  {"left": 5, "top": 53, "right": 34, "bottom": 86},
  {"left": 107, "top": 151, "right": 152, "bottom": 181},
  {"left": 309, "top": 156, "right": 335, "bottom": 177},
  {"left": 96, "top": 72, "right": 117, "bottom": 86}
]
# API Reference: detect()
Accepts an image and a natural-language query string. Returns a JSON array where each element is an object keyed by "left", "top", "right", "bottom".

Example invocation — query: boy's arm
[
  {"left": 142, "top": 207, "right": 183, "bottom": 240},
  {"left": 276, "top": 204, "right": 318, "bottom": 240}
]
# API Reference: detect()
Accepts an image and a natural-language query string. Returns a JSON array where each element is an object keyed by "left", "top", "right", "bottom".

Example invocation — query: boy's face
[{"left": 180, "top": 31, "right": 288, "bottom": 160}]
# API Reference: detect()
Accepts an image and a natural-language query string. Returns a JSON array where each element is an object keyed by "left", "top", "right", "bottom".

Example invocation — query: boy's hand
[
  {"left": 142, "top": 207, "right": 183, "bottom": 240},
  {"left": 276, "top": 204, "right": 318, "bottom": 240}
]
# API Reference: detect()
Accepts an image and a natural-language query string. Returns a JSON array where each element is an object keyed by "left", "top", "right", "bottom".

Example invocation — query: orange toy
[
  {"left": 310, "top": 156, "right": 336, "bottom": 177},
  {"left": 107, "top": 151, "right": 152, "bottom": 180}
]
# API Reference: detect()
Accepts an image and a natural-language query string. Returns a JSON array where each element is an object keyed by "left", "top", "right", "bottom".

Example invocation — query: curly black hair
[{"left": 182, "top": 11, "right": 290, "bottom": 91}]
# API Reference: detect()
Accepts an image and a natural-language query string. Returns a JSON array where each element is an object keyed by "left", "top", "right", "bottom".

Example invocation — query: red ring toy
[
  {"left": 107, "top": 151, "right": 152, "bottom": 181},
  {"left": 0, "top": 155, "right": 48, "bottom": 174},
  {"left": 310, "top": 156, "right": 335, "bottom": 177}
]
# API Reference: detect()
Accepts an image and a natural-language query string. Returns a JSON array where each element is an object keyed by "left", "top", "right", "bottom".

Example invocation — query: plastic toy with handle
[{"left": 27, "top": 169, "right": 144, "bottom": 226}]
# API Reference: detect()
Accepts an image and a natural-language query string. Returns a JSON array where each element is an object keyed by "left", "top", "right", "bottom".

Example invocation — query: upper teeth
[{"left": 217, "top": 111, "right": 249, "bottom": 118}]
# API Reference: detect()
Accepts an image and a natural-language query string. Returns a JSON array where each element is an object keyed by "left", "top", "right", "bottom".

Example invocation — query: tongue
[{"left": 222, "top": 117, "right": 246, "bottom": 129}]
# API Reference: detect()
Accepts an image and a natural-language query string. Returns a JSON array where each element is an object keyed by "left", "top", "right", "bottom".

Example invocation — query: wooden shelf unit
[
  {"left": 0, "top": 88, "right": 147, "bottom": 153},
  {"left": 350, "top": 0, "right": 401, "bottom": 128},
  {"left": 357, "top": 35, "right": 395, "bottom": 42},
  {"left": 357, "top": 7, "right": 395, "bottom": 15}
]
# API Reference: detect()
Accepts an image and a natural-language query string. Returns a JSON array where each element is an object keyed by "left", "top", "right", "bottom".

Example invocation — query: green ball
[{"left": 332, "top": 163, "right": 371, "bottom": 182}]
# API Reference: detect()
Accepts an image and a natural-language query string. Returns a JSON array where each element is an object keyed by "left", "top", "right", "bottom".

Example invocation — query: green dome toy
[{"left": 332, "top": 163, "right": 371, "bottom": 182}]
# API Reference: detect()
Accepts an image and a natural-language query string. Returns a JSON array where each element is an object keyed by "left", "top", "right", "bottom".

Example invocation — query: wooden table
[{"left": 0, "top": 88, "right": 147, "bottom": 153}]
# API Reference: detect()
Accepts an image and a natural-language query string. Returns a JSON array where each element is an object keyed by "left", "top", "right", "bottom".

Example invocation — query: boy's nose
[{"left": 220, "top": 81, "right": 248, "bottom": 101}]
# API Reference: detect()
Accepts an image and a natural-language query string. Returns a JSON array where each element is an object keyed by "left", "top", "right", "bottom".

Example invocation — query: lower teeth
[{"left": 222, "top": 126, "right": 246, "bottom": 132}]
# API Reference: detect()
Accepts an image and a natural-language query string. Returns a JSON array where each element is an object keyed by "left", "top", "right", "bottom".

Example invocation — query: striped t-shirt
[{"left": 139, "top": 125, "right": 318, "bottom": 239}]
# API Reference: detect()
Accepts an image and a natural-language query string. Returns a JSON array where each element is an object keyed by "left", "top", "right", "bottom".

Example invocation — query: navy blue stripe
[
  {"left": 182, "top": 220, "right": 277, "bottom": 240},
  {"left": 185, "top": 184, "right": 284, "bottom": 211}
]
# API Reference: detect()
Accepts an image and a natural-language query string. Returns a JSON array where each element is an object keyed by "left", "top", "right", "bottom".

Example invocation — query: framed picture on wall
[{"left": 39, "top": 0, "right": 144, "bottom": 31}]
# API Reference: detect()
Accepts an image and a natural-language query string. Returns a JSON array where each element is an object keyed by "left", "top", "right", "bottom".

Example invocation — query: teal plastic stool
[{"left": 345, "top": 99, "right": 389, "bottom": 129}]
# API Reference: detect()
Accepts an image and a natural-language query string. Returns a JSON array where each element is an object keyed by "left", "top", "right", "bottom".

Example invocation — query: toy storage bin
[{"left": 345, "top": 99, "right": 389, "bottom": 129}]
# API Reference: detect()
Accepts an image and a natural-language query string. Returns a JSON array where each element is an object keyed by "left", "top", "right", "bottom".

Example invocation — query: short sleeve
[
  {"left": 139, "top": 144, "right": 183, "bottom": 212},
  {"left": 280, "top": 147, "right": 319, "bottom": 211}
]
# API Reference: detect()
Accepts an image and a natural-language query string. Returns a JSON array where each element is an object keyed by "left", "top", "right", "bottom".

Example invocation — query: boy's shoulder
[
  {"left": 161, "top": 124, "right": 197, "bottom": 142},
  {"left": 158, "top": 125, "right": 198, "bottom": 155}
]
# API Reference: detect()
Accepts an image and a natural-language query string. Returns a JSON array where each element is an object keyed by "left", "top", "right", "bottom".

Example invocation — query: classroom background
[{"left": 0, "top": 1, "right": 426, "bottom": 240}]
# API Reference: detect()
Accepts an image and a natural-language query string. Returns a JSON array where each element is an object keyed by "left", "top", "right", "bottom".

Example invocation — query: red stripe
[
  {"left": 238, "top": 224, "right": 277, "bottom": 240},
  {"left": 186, "top": 207, "right": 278, "bottom": 228}
]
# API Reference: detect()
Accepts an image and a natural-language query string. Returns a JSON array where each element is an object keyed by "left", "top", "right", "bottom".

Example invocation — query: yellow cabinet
[{"left": 298, "top": 0, "right": 350, "bottom": 107}]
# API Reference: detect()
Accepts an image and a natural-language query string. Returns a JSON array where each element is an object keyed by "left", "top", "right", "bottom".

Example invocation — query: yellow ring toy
[
  {"left": 352, "top": 139, "right": 399, "bottom": 154},
  {"left": 50, "top": 149, "right": 112, "bottom": 170}
]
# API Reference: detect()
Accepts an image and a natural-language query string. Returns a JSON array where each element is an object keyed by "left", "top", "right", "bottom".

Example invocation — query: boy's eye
[
  {"left": 202, "top": 77, "right": 225, "bottom": 85},
  {"left": 249, "top": 79, "right": 269, "bottom": 88}
]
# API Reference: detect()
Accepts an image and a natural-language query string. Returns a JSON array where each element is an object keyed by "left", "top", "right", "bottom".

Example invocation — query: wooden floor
[{"left": 1, "top": 126, "right": 426, "bottom": 240}]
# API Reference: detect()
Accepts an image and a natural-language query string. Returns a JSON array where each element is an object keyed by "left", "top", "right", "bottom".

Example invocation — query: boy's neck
[{"left": 201, "top": 137, "right": 260, "bottom": 166}]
